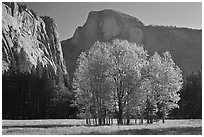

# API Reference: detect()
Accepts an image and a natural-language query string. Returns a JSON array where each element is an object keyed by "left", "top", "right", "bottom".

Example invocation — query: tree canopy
[{"left": 74, "top": 39, "right": 183, "bottom": 125}]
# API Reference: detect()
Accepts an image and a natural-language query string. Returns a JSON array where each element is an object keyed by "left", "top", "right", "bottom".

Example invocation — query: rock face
[
  {"left": 61, "top": 9, "right": 202, "bottom": 80},
  {"left": 62, "top": 9, "right": 145, "bottom": 80},
  {"left": 2, "top": 2, "right": 68, "bottom": 82},
  {"left": 143, "top": 26, "right": 202, "bottom": 78}
]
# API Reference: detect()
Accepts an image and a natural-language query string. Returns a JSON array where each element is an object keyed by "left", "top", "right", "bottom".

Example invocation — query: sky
[{"left": 22, "top": 2, "right": 202, "bottom": 41}]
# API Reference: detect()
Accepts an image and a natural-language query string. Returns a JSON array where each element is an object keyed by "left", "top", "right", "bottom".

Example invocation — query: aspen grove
[{"left": 73, "top": 39, "right": 183, "bottom": 125}]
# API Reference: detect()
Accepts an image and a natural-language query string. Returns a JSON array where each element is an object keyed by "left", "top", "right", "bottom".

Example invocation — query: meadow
[{"left": 2, "top": 119, "right": 202, "bottom": 135}]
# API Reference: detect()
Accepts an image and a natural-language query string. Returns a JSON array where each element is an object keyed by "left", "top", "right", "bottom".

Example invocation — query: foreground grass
[{"left": 2, "top": 119, "right": 202, "bottom": 135}]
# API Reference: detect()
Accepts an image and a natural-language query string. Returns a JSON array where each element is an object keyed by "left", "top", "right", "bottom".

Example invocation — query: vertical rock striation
[
  {"left": 61, "top": 9, "right": 201, "bottom": 80},
  {"left": 62, "top": 9, "right": 145, "bottom": 80},
  {"left": 2, "top": 2, "right": 68, "bottom": 84}
]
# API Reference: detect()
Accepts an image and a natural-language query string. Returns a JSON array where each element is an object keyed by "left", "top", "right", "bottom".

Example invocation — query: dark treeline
[
  {"left": 2, "top": 65, "right": 78, "bottom": 119},
  {"left": 170, "top": 69, "right": 202, "bottom": 119},
  {"left": 2, "top": 65, "right": 201, "bottom": 120}
]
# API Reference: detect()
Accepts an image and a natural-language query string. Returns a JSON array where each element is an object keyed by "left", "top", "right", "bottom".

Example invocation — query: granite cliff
[
  {"left": 61, "top": 9, "right": 202, "bottom": 80},
  {"left": 2, "top": 2, "right": 68, "bottom": 83}
]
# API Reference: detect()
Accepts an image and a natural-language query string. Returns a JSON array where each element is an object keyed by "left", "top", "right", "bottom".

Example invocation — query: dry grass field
[{"left": 2, "top": 119, "right": 202, "bottom": 135}]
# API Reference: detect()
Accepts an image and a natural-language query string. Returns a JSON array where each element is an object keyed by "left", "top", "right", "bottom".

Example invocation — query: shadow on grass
[
  {"left": 85, "top": 127, "right": 202, "bottom": 135},
  {"left": 2, "top": 123, "right": 116, "bottom": 129},
  {"left": 2, "top": 123, "right": 123, "bottom": 129},
  {"left": 2, "top": 124, "right": 83, "bottom": 129}
]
